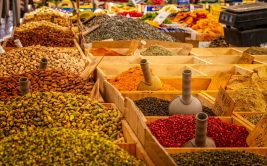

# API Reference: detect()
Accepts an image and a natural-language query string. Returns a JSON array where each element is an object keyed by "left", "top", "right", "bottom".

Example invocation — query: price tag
[
  {"left": 0, "top": 46, "right": 5, "bottom": 53},
  {"left": 14, "top": 39, "right": 23, "bottom": 48},
  {"left": 247, "top": 114, "right": 267, "bottom": 147},
  {"left": 212, "top": 87, "right": 235, "bottom": 116},
  {"left": 153, "top": 12, "right": 170, "bottom": 25},
  {"left": 238, "top": 52, "right": 254, "bottom": 64}
]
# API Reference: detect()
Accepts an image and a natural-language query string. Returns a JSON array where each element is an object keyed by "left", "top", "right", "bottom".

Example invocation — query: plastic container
[{"left": 224, "top": 26, "right": 267, "bottom": 47}]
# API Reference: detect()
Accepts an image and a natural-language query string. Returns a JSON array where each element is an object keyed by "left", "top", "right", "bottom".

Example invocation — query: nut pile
[
  {"left": 0, "top": 128, "right": 144, "bottom": 165},
  {"left": 171, "top": 151, "right": 267, "bottom": 166},
  {"left": 0, "top": 45, "right": 86, "bottom": 77},
  {"left": 10, "top": 21, "right": 74, "bottom": 47},
  {"left": 134, "top": 97, "right": 215, "bottom": 116},
  {"left": 148, "top": 115, "right": 249, "bottom": 147},
  {"left": 23, "top": 6, "right": 70, "bottom": 27},
  {"left": 85, "top": 15, "right": 174, "bottom": 42},
  {"left": 0, "top": 92, "right": 122, "bottom": 141},
  {"left": 0, "top": 69, "right": 94, "bottom": 100}
]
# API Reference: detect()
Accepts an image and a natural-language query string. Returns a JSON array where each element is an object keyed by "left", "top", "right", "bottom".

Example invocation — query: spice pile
[
  {"left": 148, "top": 115, "right": 248, "bottom": 147},
  {"left": 241, "top": 114, "right": 264, "bottom": 125},
  {"left": 209, "top": 37, "right": 229, "bottom": 48},
  {"left": 134, "top": 97, "right": 215, "bottom": 116},
  {"left": 85, "top": 15, "right": 174, "bottom": 42},
  {"left": 109, "top": 67, "right": 177, "bottom": 91},
  {"left": 0, "top": 128, "right": 143, "bottom": 165},
  {"left": 140, "top": 45, "right": 176, "bottom": 56},
  {"left": 23, "top": 6, "right": 70, "bottom": 27},
  {"left": 230, "top": 88, "right": 267, "bottom": 113},
  {"left": 171, "top": 151, "right": 267, "bottom": 166},
  {"left": 0, "top": 92, "right": 122, "bottom": 140},
  {"left": 10, "top": 21, "right": 74, "bottom": 47},
  {"left": 244, "top": 47, "right": 267, "bottom": 55},
  {"left": 0, "top": 69, "right": 94, "bottom": 100},
  {"left": 0, "top": 46, "right": 86, "bottom": 77}
]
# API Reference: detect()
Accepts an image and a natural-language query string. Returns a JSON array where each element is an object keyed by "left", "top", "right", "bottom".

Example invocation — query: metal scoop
[
  {"left": 168, "top": 69, "right": 202, "bottom": 115},
  {"left": 137, "top": 59, "right": 162, "bottom": 91}
]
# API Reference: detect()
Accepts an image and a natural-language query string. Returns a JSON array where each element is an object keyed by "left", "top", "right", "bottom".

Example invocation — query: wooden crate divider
[{"left": 190, "top": 48, "right": 243, "bottom": 56}]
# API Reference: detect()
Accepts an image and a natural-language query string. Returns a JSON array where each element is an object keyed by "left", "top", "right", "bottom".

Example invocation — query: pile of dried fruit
[
  {"left": 10, "top": 21, "right": 74, "bottom": 47},
  {"left": 0, "top": 46, "right": 86, "bottom": 77},
  {"left": 134, "top": 97, "right": 215, "bottom": 116},
  {"left": 85, "top": 15, "right": 174, "bottom": 42},
  {"left": 0, "top": 92, "right": 122, "bottom": 140},
  {"left": 230, "top": 88, "right": 267, "bottom": 113},
  {"left": 140, "top": 45, "right": 176, "bottom": 56},
  {"left": 109, "top": 67, "right": 177, "bottom": 91},
  {"left": 148, "top": 115, "right": 248, "bottom": 147},
  {"left": 0, "top": 128, "right": 143, "bottom": 165},
  {"left": 0, "top": 69, "right": 94, "bottom": 100},
  {"left": 23, "top": 6, "right": 70, "bottom": 27},
  {"left": 171, "top": 151, "right": 267, "bottom": 166}
]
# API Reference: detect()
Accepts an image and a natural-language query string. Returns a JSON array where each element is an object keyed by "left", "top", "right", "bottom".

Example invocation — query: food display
[
  {"left": 0, "top": 128, "right": 143, "bottom": 165},
  {"left": 0, "top": 92, "right": 122, "bottom": 140},
  {"left": 23, "top": 6, "right": 70, "bottom": 27},
  {"left": 109, "top": 3, "right": 139, "bottom": 14},
  {"left": 10, "top": 21, "right": 74, "bottom": 47},
  {"left": 0, "top": 69, "right": 94, "bottom": 100},
  {"left": 140, "top": 45, "right": 176, "bottom": 56},
  {"left": 85, "top": 15, "right": 174, "bottom": 42},
  {"left": 0, "top": 46, "right": 85, "bottom": 77}
]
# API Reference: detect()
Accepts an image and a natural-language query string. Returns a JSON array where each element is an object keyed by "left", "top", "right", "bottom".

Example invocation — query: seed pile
[
  {"left": 0, "top": 128, "right": 143, "bottom": 165},
  {"left": 109, "top": 67, "right": 177, "bottom": 91},
  {"left": 241, "top": 114, "right": 263, "bottom": 125},
  {"left": 171, "top": 151, "right": 267, "bottom": 166},
  {"left": 23, "top": 6, "right": 70, "bottom": 27},
  {"left": 134, "top": 97, "right": 215, "bottom": 116},
  {"left": 148, "top": 115, "right": 248, "bottom": 147},
  {"left": 10, "top": 21, "right": 74, "bottom": 47},
  {"left": 85, "top": 15, "right": 174, "bottom": 42},
  {"left": 244, "top": 47, "right": 267, "bottom": 55},
  {"left": 140, "top": 45, "right": 176, "bottom": 56},
  {"left": 209, "top": 37, "right": 229, "bottom": 48},
  {"left": 0, "top": 46, "right": 86, "bottom": 77},
  {"left": 0, "top": 92, "right": 122, "bottom": 140},
  {"left": 230, "top": 88, "right": 267, "bottom": 113},
  {"left": 0, "top": 69, "right": 94, "bottom": 100}
]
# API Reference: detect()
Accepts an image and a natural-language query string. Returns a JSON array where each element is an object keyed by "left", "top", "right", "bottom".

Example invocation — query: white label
[
  {"left": 153, "top": 12, "right": 170, "bottom": 25},
  {"left": 0, "top": 46, "right": 5, "bottom": 53},
  {"left": 14, "top": 39, "right": 23, "bottom": 47},
  {"left": 199, "top": 42, "right": 211, "bottom": 48}
]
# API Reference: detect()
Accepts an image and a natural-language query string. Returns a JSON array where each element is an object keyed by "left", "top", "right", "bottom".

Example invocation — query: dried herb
[
  {"left": 242, "top": 114, "right": 263, "bottom": 125},
  {"left": 0, "top": 92, "right": 122, "bottom": 141},
  {"left": 209, "top": 37, "right": 229, "bottom": 48},
  {"left": 0, "top": 128, "right": 144, "bottom": 165},
  {"left": 171, "top": 151, "right": 267, "bottom": 166},
  {"left": 134, "top": 97, "right": 215, "bottom": 116},
  {"left": 140, "top": 45, "right": 176, "bottom": 56},
  {"left": 244, "top": 47, "right": 267, "bottom": 55},
  {"left": 148, "top": 115, "right": 249, "bottom": 147},
  {"left": 85, "top": 15, "right": 174, "bottom": 42}
]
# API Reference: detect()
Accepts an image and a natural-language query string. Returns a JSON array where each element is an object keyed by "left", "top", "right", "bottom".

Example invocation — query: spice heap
[
  {"left": 0, "top": 69, "right": 94, "bottom": 100},
  {"left": 244, "top": 47, "right": 267, "bottom": 55},
  {"left": 0, "top": 128, "right": 143, "bottom": 165},
  {"left": 23, "top": 6, "right": 70, "bottom": 27},
  {"left": 0, "top": 46, "right": 86, "bottom": 77},
  {"left": 241, "top": 114, "right": 263, "bottom": 125},
  {"left": 85, "top": 15, "right": 174, "bottom": 42},
  {"left": 209, "top": 37, "right": 229, "bottom": 48},
  {"left": 0, "top": 92, "right": 122, "bottom": 140},
  {"left": 134, "top": 97, "right": 215, "bottom": 116},
  {"left": 140, "top": 45, "right": 176, "bottom": 56},
  {"left": 230, "top": 88, "right": 267, "bottom": 113},
  {"left": 109, "top": 67, "right": 177, "bottom": 91},
  {"left": 10, "top": 21, "right": 74, "bottom": 47},
  {"left": 148, "top": 115, "right": 248, "bottom": 147},
  {"left": 171, "top": 151, "right": 267, "bottom": 166}
]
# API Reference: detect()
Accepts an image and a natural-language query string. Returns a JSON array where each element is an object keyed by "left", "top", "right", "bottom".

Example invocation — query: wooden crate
[
  {"left": 198, "top": 55, "right": 263, "bottom": 64},
  {"left": 190, "top": 48, "right": 243, "bottom": 56},
  {"left": 123, "top": 92, "right": 216, "bottom": 146},
  {"left": 233, "top": 112, "right": 265, "bottom": 131},
  {"left": 144, "top": 116, "right": 262, "bottom": 166},
  {"left": 253, "top": 56, "right": 267, "bottom": 64},
  {"left": 191, "top": 64, "right": 252, "bottom": 76}
]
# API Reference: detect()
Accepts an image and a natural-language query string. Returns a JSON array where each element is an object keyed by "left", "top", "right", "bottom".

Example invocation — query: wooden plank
[
  {"left": 207, "top": 73, "right": 232, "bottom": 90},
  {"left": 190, "top": 48, "right": 243, "bottom": 56},
  {"left": 92, "top": 40, "right": 132, "bottom": 48}
]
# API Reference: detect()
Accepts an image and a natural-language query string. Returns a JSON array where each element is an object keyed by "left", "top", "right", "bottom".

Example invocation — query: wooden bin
[
  {"left": 233, "top": 112, "right": 265, "bottom": 131},
  {"left": 190, "top": 48, "right": 243, "bottom": 56},
  {"left": 144, "top": 116, "right": 265, "bottom": 166},
  {"left": 198, "top": 55, "right": 264, "bottom": 64},
  {"left": 123, "top": 92, "right": 216, "bottom": 146}
]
